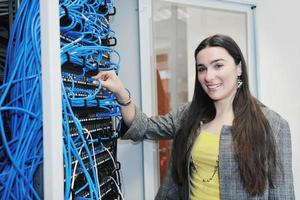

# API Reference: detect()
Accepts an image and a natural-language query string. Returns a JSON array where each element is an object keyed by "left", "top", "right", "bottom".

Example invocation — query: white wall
[{"left": 255, "top": 0, "right": 300, "bottom": 198}]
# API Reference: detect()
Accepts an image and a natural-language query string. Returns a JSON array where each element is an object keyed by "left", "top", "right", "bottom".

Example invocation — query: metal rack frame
[{"left": 40, "top": 1, "right": 64, "bottom": 199}]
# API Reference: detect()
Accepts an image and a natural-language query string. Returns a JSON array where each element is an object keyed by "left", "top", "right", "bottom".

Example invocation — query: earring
[{"left": 237, "top": 76, "right": 243, "bottom": 88}]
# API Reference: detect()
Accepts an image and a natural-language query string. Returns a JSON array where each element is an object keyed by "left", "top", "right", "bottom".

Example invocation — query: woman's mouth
[{"left": 206, "top": 83, "right": 222, "bottom": 91}]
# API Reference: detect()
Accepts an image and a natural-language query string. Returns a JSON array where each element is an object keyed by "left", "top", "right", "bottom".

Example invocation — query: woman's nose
[{"left": 204, "top": 69, "right": 215, "bottom": 82}]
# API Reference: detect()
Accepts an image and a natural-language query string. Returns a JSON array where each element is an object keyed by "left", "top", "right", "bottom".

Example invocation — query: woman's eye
[
  {"left": 197, "top": 67, "right": 206, "bottom": 72},
  {"left": 215, "top": 64, "right": 223, "bottom": 69}
]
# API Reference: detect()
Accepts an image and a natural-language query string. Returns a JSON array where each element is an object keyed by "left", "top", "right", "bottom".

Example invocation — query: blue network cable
[
  {"left": 0, "top": 0, "right": 42, "bottom": 199},
  {"left": 62, "top": 84, "right": 101, "bottom": 199},
  {"left": 60, "top": 1, "right": 122, "bottom": 199},
  {"left": 0, "top": 0, "right": 122, "bottom": 199}
]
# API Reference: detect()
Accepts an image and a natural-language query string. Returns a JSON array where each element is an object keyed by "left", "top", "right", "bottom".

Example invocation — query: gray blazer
[{"left": 122, "top": 103, "right": 295, "bottom": 200}]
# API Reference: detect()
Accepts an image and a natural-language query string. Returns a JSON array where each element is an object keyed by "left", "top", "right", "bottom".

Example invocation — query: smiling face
[{"left": 196, "top": 47, "right": 242, "bottom": 102}]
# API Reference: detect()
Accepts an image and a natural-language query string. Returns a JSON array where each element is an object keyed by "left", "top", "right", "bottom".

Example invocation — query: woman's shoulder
[
  {"left": 260, "top": 106, "right": 288, "bottom": 125},
  {"left": 165, "top": 102, "right": 191, "bottom": 126},
  {"left": 260, "top": 106, "right": 290, "bottom": 137},
  {"left": 175, "top": 102, "right": 191, "bottom": 112},
  {"left": 171, "top": 102, "right": 191, "bottom": 117}
]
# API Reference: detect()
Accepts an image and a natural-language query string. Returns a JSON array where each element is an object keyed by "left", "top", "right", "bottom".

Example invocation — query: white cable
[
  {"left": 103, "top": 146, "right": 116, "bottom": 168},
  {"left": 70, "top": 143, "right": 84, "bottom": 200},
  {"left": 103, "top": 146, "right": 120, "bottom": 183},
  {"left": 110, "top": 176, "right": 124, "bottom": 200},
  {"left": 68, "top": 123, "right": 121, "bottom": 200},
  {"left": 119, "top": 167, "right": 125, "bottom": 199},
  {"left": 70, "top": 128, "right": 102, "bottom": 200},
  {"left": 83, "top": 128, "right": 102, "bottom": 200}
]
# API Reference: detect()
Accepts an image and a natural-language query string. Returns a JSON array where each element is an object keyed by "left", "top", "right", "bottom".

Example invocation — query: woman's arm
[
  {"left": 93, "top": 70, "right": 135, "bottom": 126},
  {"left": 121, "top": 103, "right": 189, "bottom": 141},
  {"left": 93, "top": 70, "right": 190, "bottom": 141}
]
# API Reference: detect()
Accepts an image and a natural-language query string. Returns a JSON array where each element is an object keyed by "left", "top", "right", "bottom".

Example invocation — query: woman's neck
[
  {"left": 202, "top": 99, "right": 235, "bottom": 133},
  {"left": 214, "top": 98, "right": 234, "bottom": 122}
]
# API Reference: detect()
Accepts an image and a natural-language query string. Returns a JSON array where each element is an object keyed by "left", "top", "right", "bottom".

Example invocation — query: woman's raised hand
[
  {"left": 93, "top": 70, "right": 125, "bottom": 95},
  {"left": 93, "top": 70, "right": 135, "bottom": 126}
]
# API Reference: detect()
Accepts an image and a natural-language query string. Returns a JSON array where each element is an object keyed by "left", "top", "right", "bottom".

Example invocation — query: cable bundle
[
  {"left": 60, "top": 0, "right": 123, "bottom": 199},
  {"left": 0, "top": 0, "right": 42, "bottom": 199},
  {"left": 60, "top": 0, "right": 120, "bottom": 72},
  {"left": 0, "top": 0, "right": 123, "bottom": 199}
]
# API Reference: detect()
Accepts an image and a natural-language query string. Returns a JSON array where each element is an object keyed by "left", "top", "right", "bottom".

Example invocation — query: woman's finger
[{"left": 92, "top": 70, "right": 115, "bottom": 80}]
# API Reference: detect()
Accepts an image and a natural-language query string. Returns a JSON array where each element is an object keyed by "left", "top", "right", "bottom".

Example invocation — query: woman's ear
[{"left": 237, "top": 62, "right": 242, "bottom": 76}]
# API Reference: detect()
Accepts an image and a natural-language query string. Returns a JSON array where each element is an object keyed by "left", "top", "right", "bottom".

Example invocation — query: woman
[{"left": 93, "top": 35, "right": 295, "bottom": 199}]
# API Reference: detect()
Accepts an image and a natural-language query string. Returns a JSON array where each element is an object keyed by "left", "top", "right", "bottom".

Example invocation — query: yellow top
[{"left": 190, "top": 130, "right": 220, "bottom": 200}]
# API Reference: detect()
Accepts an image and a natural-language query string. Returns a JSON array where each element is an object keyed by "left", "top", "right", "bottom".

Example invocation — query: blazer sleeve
[
  {"left": 120, "top": 103, "right": 190, "bottom": 142},
  {"left": 268, "top": 113, "right": 295, "bottom": 199}
]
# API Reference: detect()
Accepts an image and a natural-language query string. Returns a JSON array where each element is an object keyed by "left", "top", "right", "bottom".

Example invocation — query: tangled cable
[
  {"left": 0, "top": 0, "right": 42, "bottom": 199},
  {"left": 60, "top": 0, "right": 123, "bottom": 199},
  {"left": 0, "top": 0, "right": 123, "bottom": 199}
]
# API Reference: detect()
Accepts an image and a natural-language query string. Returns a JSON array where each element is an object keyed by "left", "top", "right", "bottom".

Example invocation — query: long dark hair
[{"left": 172, "top": 34, "right": 277, "bottom": 196}]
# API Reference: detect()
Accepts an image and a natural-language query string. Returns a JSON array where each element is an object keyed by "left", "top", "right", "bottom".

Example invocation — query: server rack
[{"left": 0, "top": 0, "right": 123, "bottom": 199}]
